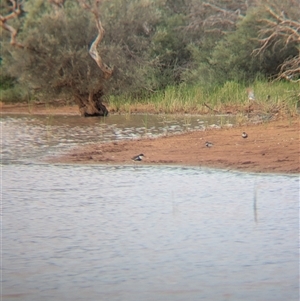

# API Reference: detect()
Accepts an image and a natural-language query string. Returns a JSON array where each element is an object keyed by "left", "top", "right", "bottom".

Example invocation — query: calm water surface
[{"left": 1, "top": 115, "right": 299, "bottom": 301}]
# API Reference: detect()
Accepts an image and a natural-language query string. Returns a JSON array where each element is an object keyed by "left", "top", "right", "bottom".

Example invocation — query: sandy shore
[
  {"left": 1, "top": 103, "right": 299, "bottom": 174},
  {"left": 50, "top": 119, "right": 299, "bottom": 174}
]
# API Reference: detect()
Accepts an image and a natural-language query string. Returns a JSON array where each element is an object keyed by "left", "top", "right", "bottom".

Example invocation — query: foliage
[
  {"left": 184, "top": 0, "right": 299, "bottom": 85},
  {"left": 3, "top": 1, "right": 103, "bottom": 99},
  {"left": 0, "top": 75, "right": 15, "bottom": 90},
  {"left": 1, "top": 0, "right": 299, "bottom": 107},
  {"left": 99, "top": 0, "right": 161, "bottom": 96}
]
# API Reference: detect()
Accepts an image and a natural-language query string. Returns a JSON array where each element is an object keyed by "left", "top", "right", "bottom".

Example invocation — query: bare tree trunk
[
  {"left": 74, "top": 89, "right": 108, "bottom": 117},
  {"left": 74, "top": 0, "right": 113, "bottom": 117}
]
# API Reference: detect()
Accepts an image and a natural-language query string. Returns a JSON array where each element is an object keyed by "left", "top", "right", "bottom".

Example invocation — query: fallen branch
[{"left": 204, "top": 102, "right": 220, "bottom": 113}]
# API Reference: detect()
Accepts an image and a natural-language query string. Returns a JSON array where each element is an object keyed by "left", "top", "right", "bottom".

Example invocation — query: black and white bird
[
  {"left": 242, "top": 132, "right": 248, "bottom": 138},
  {"left": 132, "top": 154, "right": 144, "bottom": 161},
  {"left": 205, "top": 141, "right": 213, "bottom": 148}
]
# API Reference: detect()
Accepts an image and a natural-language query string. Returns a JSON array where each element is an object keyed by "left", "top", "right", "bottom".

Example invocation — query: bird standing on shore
[
  {"left": 247, "top": 88, "right": 255, "bottom": 101},
  {"left": 132, "top": 154, "right": 144, "bottom": 161},
  {"left": 205, "top": 141, "right": 213, "bottom": 148},
  {"left": 242, "top": 132, "right": 248, "bottom": 138}
]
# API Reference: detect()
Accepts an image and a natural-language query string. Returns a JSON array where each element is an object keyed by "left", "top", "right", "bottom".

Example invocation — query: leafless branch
[
  {"left": 78, "top": 0, "right": 113, "bottom": 79},
  {"left": 186, "top": 0, "right": 249, "bottom": 34},
  {"left": 252, "top": 2, "right": 300, "bottom": 80},
  {"left": 0, "top": 0, "right": 24, "bottom": 48},
  {"left": 48, "top": 0, "right": 66, "bottom": 8},
  {"left": 276, "top": 54, "right": 300, "bottom": 82}
]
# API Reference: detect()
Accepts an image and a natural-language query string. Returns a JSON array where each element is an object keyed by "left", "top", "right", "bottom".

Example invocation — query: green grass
[
  {"left": 1, "top": 79, "right": 299, "bottom": 117},
  {"left": 251, "top": 80, "right": 299, "bottom": 115},
  {"left": 107, "top": 80, "right": 299, "bottom": 116}
]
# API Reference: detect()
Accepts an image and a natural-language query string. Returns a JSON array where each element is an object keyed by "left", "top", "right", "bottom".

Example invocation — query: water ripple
[
  {"left": 1, "top": 114, "right": 235, "bottom": 164},
  {"left": 2, "top": 164, "right": 299, "bottom": 301},
  {"left": 1, "top": 115, "right": 298, "bottom": 301}
]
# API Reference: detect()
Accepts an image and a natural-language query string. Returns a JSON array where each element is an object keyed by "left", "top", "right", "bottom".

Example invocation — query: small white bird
[
  {"left": 242, "top": 132, "right": 248, "bottom": 138},
  {"left": 205, "top": 141, "right": 213, "bottom": 148},
  {"left": 247, "top": 88, "right": 255, "bottom": 101},
  {"left": 132, "top": 154, "right": 144, "bottom": 161}
]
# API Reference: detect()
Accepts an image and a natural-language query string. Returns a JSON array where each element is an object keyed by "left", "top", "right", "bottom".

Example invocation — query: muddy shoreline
[
  {"left": 50, "top": 119, "right": 299, "bottom": 174},
  {"left": 1, "top": 103, "right": 299, "bottom": 174}
]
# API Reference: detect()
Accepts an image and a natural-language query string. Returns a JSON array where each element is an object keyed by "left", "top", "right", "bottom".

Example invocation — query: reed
[{"left": 107, "top": 80, "right": 299, "bottom": 116}]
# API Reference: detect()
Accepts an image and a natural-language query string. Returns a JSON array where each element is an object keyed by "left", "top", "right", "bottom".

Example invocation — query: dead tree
[{"left": 253, "top": 0, "right": 300, "bottom": 82}]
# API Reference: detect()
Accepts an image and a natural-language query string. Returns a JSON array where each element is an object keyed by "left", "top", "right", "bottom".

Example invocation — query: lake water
[{"left": 1, "top": 114, "right": 299, "bottom": 301}]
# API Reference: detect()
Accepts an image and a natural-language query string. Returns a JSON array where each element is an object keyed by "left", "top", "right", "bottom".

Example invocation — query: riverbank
[
  {"left": 51, "top": 118, "right": 299, "bottom": 174},
  {"left": 0, "top": 102, "right": 79, "bottom": 115},
  {"left": 1, "top": 102, "right": 299, "bottom": 174}
]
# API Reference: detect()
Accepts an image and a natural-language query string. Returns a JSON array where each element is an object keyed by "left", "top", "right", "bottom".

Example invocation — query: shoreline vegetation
[
  {"left": 108, "top": 81, "right": 300, "bottom": 116},
  {"left": 1, "top": 80, "right": 299, "bottom": 116}
]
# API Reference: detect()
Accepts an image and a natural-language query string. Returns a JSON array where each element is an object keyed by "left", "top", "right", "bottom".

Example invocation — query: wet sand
[{"left": 51, "top": 119, "right": 299, "bottom": 174}]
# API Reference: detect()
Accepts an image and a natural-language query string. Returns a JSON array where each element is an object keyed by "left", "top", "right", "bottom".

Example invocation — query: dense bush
[{"left": 1, "top": 0, "right": 299, "bottom": 105}]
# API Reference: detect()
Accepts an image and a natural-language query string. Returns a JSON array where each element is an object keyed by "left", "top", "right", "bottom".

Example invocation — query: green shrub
[
  {"left": 0, "top": 75, "right": 15, "bottom": 90},
  {"left": 0, "top": 86, "right": 29, "bottom": 103}
]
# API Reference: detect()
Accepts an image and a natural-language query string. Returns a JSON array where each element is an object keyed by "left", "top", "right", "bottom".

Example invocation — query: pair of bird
[{"left": 205, "top": 132, "right": 248, "bottom": 148}]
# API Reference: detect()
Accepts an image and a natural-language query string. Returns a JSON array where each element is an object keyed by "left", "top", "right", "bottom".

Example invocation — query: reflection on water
[
  {"left": 1, "top": 114, "right": 235, "bottom": 164},
  {"left": 2, "top": 165, "right": 299, "bottom": 301},
  {"left": 1, "top": 114, "right": 299, "bottom": 301}
]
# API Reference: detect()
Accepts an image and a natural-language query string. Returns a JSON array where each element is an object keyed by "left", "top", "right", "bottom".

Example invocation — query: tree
[
  {"left": 253, "top": 0, "right": 300, "bottom": 82},
  {"left": 182, "top": 0, "right": 260, "bottom": 85},
  {"left": 99, "top": 0, "right": 161, "bottom": 97},
  {"left": 182, "top": 0, "right": 299, "bottom": 85},
  {"left": 1, "top": 0, "right": 113, "bottom": 116}
]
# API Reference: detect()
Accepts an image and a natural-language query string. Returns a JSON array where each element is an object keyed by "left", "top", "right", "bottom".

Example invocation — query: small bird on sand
[
  {"left": 132, "top": 154, "right": 144, "bottom": 161},
  {"left": 205, "top": 141, "right": 213, "bottom": 148},
  {"left": 242, "top": 132, "right": 248, "bottom": 138}
]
